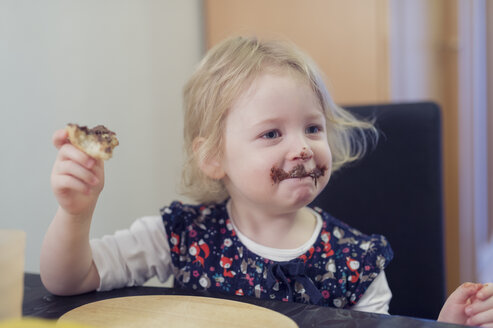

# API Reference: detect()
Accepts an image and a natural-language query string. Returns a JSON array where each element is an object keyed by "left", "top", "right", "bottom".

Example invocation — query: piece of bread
[{"left": 66, "top": 123, "right": 119, "bottom": 160}]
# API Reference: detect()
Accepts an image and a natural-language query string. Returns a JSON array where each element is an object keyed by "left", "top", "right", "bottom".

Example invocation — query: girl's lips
[{"left": 270, "top": 164, "right": 328, "bottom": 186}]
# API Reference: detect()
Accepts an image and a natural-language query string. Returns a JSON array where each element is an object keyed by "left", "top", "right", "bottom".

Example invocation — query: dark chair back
[{"left": 311, "top": 102, "right": 445, "bottom": 319}]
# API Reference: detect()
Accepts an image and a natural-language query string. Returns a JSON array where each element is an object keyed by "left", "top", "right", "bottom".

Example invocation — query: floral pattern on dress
[{"left": 161, "top": 201, "right": 393, "bottom": 308}]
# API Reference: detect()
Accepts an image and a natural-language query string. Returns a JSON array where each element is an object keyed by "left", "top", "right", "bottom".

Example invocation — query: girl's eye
[
  {"left": 306, "top": 125, "right": 322, "bottom": 134},
  {"left": 262, "top": 130, "right": 281, "bottom": 139}
]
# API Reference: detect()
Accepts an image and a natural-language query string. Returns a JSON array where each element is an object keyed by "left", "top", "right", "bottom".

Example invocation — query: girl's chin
[
  {"left": 276, "top": 177, "right": 327, "bottom": 205},
  {"left": 278, "top": 182, "right": 318, "bottom": 205}
]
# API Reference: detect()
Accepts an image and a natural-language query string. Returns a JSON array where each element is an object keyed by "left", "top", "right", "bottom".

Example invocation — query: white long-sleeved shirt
[{"left": 91, "top": 211, "right": 392, "bottom": 314}]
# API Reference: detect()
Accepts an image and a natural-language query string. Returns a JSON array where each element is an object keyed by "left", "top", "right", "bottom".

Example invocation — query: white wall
[
  {"left": 389, "top": 0, "right": 444, "bottom": 102},
  {"left": 0, "top": 0, "right": 204, "bottom": 273}
]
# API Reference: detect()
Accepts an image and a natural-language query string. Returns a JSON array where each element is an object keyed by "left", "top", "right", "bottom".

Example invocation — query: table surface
[{"left": 23, "top": 273, "right": 464, "bottom": 328}]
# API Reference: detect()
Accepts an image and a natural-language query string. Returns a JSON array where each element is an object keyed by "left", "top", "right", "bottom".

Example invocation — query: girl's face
[{"left": 220, "top": 71, "right": 332, "bottom": 214}]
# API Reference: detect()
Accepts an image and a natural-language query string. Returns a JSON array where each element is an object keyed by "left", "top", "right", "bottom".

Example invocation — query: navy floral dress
[{"left": 161, "top": 201, "right": 393, "bottom": 308}]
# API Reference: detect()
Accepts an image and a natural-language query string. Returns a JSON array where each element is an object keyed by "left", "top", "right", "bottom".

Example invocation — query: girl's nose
[{"left": 290, "top": 146, "right": 313, "bottom": 161}]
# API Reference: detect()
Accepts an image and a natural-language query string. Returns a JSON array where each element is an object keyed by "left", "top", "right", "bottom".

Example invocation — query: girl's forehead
[
  {"left": 226, "top": 71, "right": 324, "bottom": 125},
  {"left": 233, "top": 68, "right": 315, "bottom": 107}
]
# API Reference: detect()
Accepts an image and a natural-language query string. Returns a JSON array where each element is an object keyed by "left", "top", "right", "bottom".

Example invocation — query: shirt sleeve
[
  {"left": 351, "top": 271, "right": 392, "bottom": 314},
  {"left": 90, "top": 215, "right": 173, "bottom": 291}
]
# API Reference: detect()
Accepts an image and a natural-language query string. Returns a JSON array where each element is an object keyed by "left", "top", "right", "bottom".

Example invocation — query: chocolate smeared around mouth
[{"left": 270, "top": 164, "right": 328, "bottom": 186}]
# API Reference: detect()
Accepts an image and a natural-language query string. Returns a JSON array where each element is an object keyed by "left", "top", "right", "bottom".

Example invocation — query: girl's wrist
[{"left": 57, "top": 206, "right": 95, "bottom": 226}]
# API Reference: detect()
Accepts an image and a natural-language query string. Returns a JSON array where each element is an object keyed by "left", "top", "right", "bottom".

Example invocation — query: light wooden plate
[{"left": 58, "top": 295, "right": 298, "bottom": 328}]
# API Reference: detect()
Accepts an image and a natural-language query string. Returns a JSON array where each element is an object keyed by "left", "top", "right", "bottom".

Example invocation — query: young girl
[{"left": 41, "top": 36, "right": 493, "bottom": 326}]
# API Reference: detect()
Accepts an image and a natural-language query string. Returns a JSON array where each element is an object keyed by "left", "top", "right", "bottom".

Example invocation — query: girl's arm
[
  {"left": 41, "top": 208, "right": 100, "bottom": 295},
  {"left": 40, "top": 129, "right": 104, "bottom": 295},
  {"left": 351, "top": 271, "right": 391, "bottom": 314},
  {"left": 90, "top": 216, "right": 173, "bottom": 291}
]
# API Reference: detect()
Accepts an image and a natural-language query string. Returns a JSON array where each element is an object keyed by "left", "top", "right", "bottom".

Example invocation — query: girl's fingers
[
  {"left": 448, "top": 283, "right": 481, "bottom": 305},
  {"left": 469, "top": 298, "right": 493, "bottom": 315},
  {"left": 468, "top": 284, "right": 493, "bottom": 315},
  {"left": 466, "top": 308, "right": 493, "bottom": 327},
  {"left": 53, "top": 174, "right": 90, "bottom": 195},
  {"left": 57, "top": 144, "right": 96, "bottom": 169},
  {"left": 477, "top": 283, "right": 493, "bottom": 300},
  {"left": 52, "top": 129, "right": 69, "bottom": 149},
  {"left": 55, "top": 160, "right": 99, "bottom": 186},
  {"left": 478, "top": 323, "right": 493, "bottom": 328},
  {"left": 54, "top": 129, "right": 96, "bottom": 169}
]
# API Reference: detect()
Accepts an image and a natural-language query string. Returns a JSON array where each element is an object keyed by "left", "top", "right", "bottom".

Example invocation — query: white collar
[{"left": 225, "top": 200, "right": 323, "bottom": 262}]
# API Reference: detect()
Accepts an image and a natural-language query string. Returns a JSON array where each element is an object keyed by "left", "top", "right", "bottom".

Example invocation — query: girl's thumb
[{"left": 52, "top": 129, "right": 69, "bottom": 149}]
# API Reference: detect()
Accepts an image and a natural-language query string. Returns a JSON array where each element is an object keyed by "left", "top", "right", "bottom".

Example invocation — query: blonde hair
[{"left": 181, "top": 36, "right": 377, "bottom": 204}]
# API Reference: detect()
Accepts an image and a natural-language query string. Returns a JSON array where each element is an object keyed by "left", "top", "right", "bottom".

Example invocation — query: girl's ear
[{"left": 193, "top": 137, "right": 225, "bottom": 180}]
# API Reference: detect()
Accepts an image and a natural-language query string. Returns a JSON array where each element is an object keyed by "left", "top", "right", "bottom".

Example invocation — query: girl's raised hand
[
  {"left": 50, "top": 129, "right": 105, "bottom": 216},
  {"left": 465, "top": 283, "right": 493, "bottom": 327}
]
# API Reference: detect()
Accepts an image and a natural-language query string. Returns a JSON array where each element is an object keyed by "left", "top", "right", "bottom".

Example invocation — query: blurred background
[{"left": 1, "top": 0, "right": 492, "bottom": 297}]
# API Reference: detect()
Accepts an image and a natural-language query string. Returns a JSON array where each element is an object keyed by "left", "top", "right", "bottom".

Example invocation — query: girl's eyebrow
[
  {"left": 251, "top": 118, "right": 283, "bottom": 128},
  {"left": 250, "top": 111, "right": 325, "bottom": 129},
  {"left": 305, "top": 112, "right": 326, "bottom": 121}
]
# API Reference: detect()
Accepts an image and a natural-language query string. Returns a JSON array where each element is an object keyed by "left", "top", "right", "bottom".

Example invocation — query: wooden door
[{"left": 204, "top": 0, "right": 390, "bottom": 105}]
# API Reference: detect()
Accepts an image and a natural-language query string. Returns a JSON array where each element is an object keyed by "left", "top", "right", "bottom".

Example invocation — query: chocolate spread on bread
[
  {"left": 69, "top": 124, "right": 116, "bottom": 154},
  {"left": 66, "top": 123, "right": 119, "bottom": 160}
]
